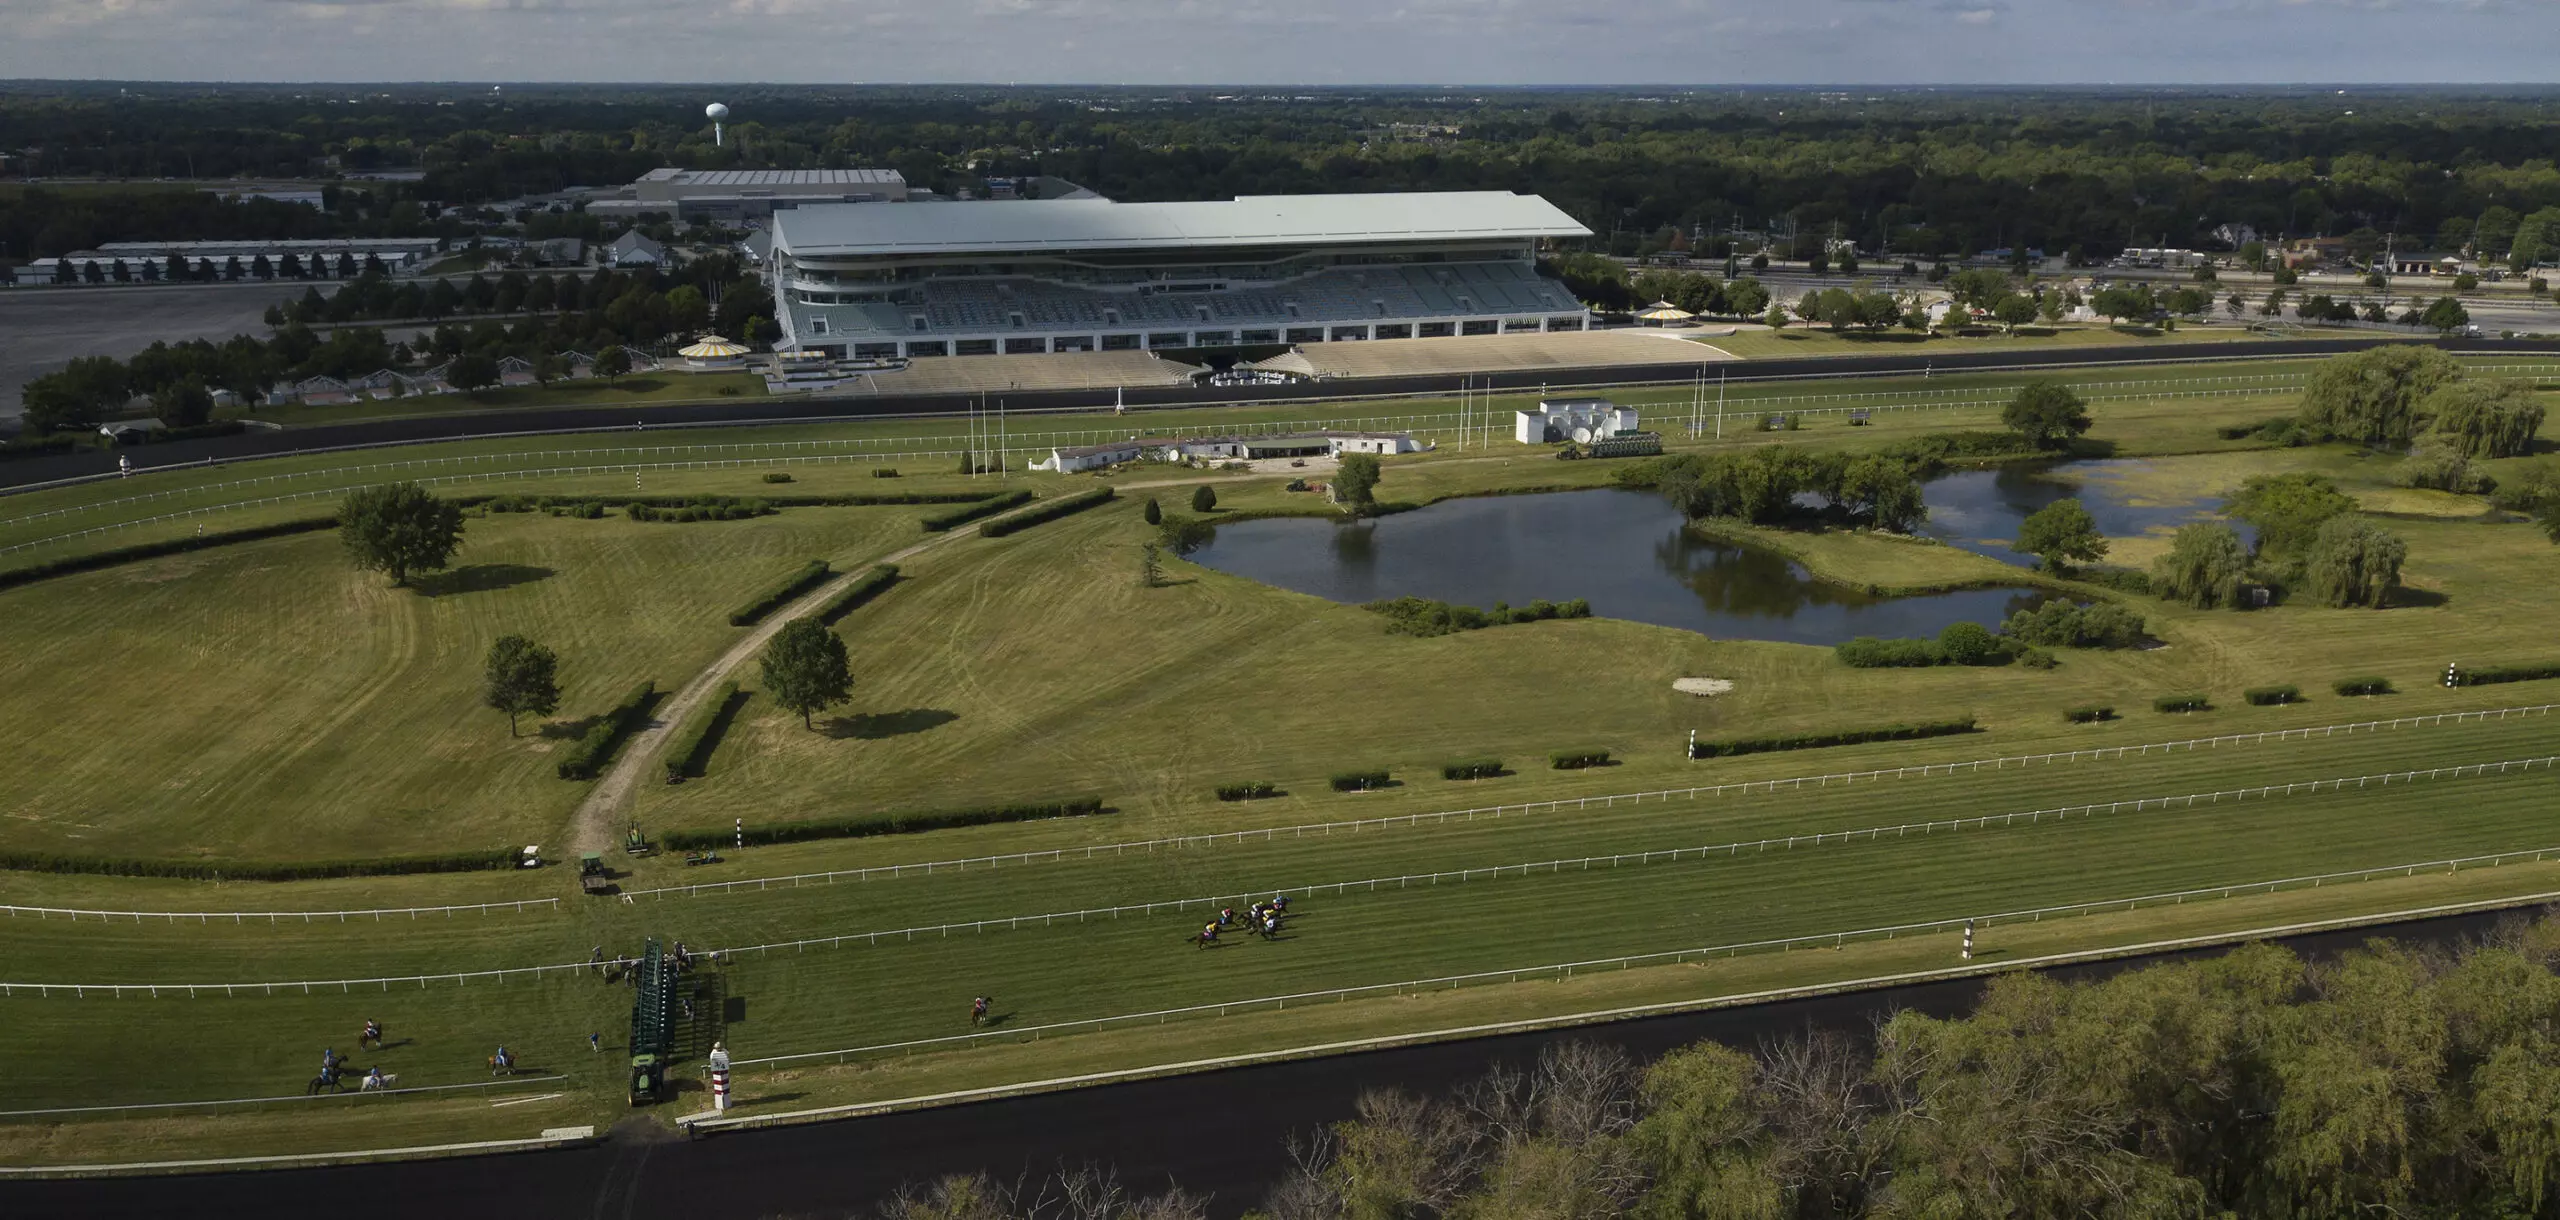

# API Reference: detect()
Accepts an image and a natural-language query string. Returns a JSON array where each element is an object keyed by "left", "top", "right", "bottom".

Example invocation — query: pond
[
  {"left": 1187, "top": 488, "right": 2055, "bottom": 646},
  {"left": 1918, "top": 460, "right": 2252, "bottom": 565}
]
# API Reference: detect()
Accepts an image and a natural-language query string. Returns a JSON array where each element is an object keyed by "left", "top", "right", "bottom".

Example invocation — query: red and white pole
[{"left": 709, "top": 1043, "right": 732, "bottom": 1113}]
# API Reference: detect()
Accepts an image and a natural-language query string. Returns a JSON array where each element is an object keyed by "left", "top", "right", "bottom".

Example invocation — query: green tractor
[{"left": 627, "top": 938, "right": 676, "bottom": 1106}]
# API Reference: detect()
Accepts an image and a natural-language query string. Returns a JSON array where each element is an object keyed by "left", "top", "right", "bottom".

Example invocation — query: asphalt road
[
  {"left": 9, "top": 334, "right": 2558, "bottom": 494},
  {"left": 0, "top": 282, "right": 311, "bottom": 420},
  {"left": 1, "top": 908, "right": 2525, "bottom": 1220}
]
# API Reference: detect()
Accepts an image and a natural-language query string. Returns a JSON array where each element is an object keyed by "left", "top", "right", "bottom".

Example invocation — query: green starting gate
[{"left": 628, "top": 937, "right": 677, "bottom": 1105}]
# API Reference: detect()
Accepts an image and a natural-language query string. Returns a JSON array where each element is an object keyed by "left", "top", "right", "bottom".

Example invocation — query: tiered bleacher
[{"left": 770, "top": 192, "right": 1592, "bottom": 360}]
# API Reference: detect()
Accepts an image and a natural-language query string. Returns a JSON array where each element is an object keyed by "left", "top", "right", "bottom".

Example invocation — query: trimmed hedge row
[
  {"left": 2335, "top": 676, "right": 2395, "bottom": 696},
  {"left": 2448, "top": 662, "right": 2560, "bottom": 688},
  {"left": 980, "top": 487, "right": 1118, "bottom": 538},
  {"left": 557, "top": 680, "right": 657, "bottom": 780},
  {"left": 1216, "top": 781, "right": 1280, "bottom": 801},
  {"left": 1367, "top": 596, "right": 1593, "bottom": 638},
  {"left": 661, "top": 797, "right": 1106, "bottom": 848},
  {"left": 814, "top": 564, "right": 900, "bottom": 625},
  {"left": 1331, "top": 770, "right": 1393, "bottom": 791},
  {"left": 2244, "top": 685, "right": 2303, "bottom": 706},
  {"left": 662, "top": 682, "right": 747, "bottom": 783},
  {"left": 2064, "top": 705, "right": 2116, "bottom": 723},
  {"left": 0, "top": 515, "right": 338, "bottom": 592},
  {"left": 0, "top": 847, "right": 519, "bottom": 882},
  {"left": 1691, "top": 718, "right": 1978, "bottom": 759},
  {"left": 921, "top": 490, "right": 1033, "bottom": 532},
  {"left": 1550, "top": 749, "right": 1612, "bottom": 770},
  {"left": 2155, "top": 694, "right": 2212, "bottom": 713},
  {"left": 627, "top": 496, "right": 773, "bottom": 522},
  {"left": 727, "top": 560, "right": 830, "bottom": 627},
  {"left": 473, "top": 491, "right": 984, "bottom": 510},
  {"left": 1441, "top": 758, "right": 1508, "bottom": 780}
]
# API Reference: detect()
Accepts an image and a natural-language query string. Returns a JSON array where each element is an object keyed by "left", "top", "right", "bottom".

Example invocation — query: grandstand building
[{"left": 766, "top": 191, "right": 1593, "bottom": 360}]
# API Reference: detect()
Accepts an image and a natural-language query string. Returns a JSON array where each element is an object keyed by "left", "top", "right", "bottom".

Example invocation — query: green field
[{"left": 6, "top": 351, "right": 2560, "bottom": 1167}]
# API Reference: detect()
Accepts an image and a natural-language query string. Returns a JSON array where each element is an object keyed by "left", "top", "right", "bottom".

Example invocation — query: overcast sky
[{"left": 7, "top": 0, "right": 2558, "bottom": 85}]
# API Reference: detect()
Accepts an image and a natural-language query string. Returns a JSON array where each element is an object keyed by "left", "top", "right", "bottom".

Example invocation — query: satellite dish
[{"left": 706, "top": 102, "right": 730, "bottom": 147}]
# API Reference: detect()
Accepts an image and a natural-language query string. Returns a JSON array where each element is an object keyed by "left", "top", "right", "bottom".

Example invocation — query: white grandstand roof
[{"left": 773, "top": 191, "right": 1588, "bottom": 257}]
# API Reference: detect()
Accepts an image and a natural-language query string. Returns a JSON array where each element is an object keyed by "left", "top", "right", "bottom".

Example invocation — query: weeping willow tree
[
  {"left": 2152, "top": 522, "right": 2252, "bottom": 609},
  {"left": 2303, "top": 516, "right": 2408, "bottom": 608},
  {"left": 2426, "top": 379, "right": 2548, "bottom": 459}
]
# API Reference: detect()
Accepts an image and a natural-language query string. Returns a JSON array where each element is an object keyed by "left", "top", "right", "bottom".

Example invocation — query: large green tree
[
  {"left": 2152, "top": 522, "right": 2252, "bottom": 609},
  {"left": 2302, "top": 516, "right": 2407, "bottom": 608},
  {"left": 2296, "top": 346, "right": 2463, "bottom": 446},
  {"left": 2001, "top": 381, "right": 2093, "bottom": 450},
  {"left": 481, "top": 634, "right": 560, "bottom": 737},
  {"left": 2224, "top": 472, "right": 2358, "bottom": 559},
  {"left": 760, "top": 617, "right": 853, "bottom": 730},
  {"left": 2426, "top": 379, "right": 2546, "bottom": 458},
  {"left": 1333, "top": 453, "right": 1382, "bottom": 516},
  {"left": 337, "top": 482, "right": 463, "bottom": 587},
  {"left": 2013, "top": 498, "right": 2107, "bottom": 572}
]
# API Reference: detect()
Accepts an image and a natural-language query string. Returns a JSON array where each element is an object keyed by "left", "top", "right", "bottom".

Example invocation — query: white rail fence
[
  {"left": 621, "top": 703, "right": 2560, "bottom": 901},
  {"left": 11, "top": 752, "right": 2553, "bottom": 999},
  {"left": 726, "top": 845, "right": 2560, "bottom": 1070},
  {"left": 0, "top": 1074, "right": 570, "bottom": 1119},
  {"left": 0, "top": 897, "right": 559, "bottom": 923}
]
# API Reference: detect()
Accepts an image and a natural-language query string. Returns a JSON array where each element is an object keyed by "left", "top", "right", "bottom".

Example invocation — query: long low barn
[{"left": 769, "top": 191, "right": 1594, "bottom": 361}]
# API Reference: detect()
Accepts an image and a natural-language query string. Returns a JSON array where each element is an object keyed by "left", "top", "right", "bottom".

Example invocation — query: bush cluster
[
  {"left": 1441, "top": 758, "right": 1508, "bottom": 780},
  {"left": 2447, "top": 662, "right": 2560, "bottom": 687},
  {"left": 1690, "top": 718, "right": 1978, "bottom": 758},
  {"left": 872, "top": 468, "right": 900, "bottom": 478},
  {"left": 556, "top": 680, "right": 656, "bottom": 779},
  {"left": 0, "top": 515, "right": 337, "bottom": 592},
  {"left": 726, "top": 560, "right": 830, "bottom": 627},
  {"left": 1330, "top": 770, "right": 1393, "bottom": 791},
  {"left": 2243, "top": 685, "right": 2303, "bottom": 706},
  {"left": 1365, "top": 596, "right": 1593, "bottom": 637},
  {"left": 813, "top": 564, "right": 899, "bottom": 625},
  {"left": 662, "top": 682, "right": 747, "bottom": 783},
  {"left": 2333, "top": 676, "right": 2396, "bottom": 696},
  {"left": 1215, "top": 781, "right": 1279, "bottom": 801},
  {"left": 2003, "top": 600, "right": 2148, "bottom": 649},
  {"left": 920, "top": 490, "right": 1034, "bottom": 532},
  {"left": 980, "top": 487, "right": 1118, "bottom": 537},
  {"left": 2154, "top": 693, "right": 2212, "bottom": 713},
  {"left": 627, "top": 495, "right": 772, "bottom": 522},
  {"left": 2064, "top": 705, "right": 2116, "bottom": 723},
  {"left": 661, "top": 797, "right": 1105, "bottom": 848},
  {"left": 1550, "top": 749, "right": 1612, "bottom": 770},
  {"left": 761, "top": 472, "right": 794, "bottom": 484},
  {"left": 0, "top": 847, "right": 519, "bottom": 881},
  {"left": 1836, "top": 635, "right": 1959, "bottom": 668},
  {"left": 2072, "top": 568, "right": 2155, "bottom": 597}
]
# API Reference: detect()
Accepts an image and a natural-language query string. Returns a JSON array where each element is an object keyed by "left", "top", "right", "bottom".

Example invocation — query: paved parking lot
[{"left": 0, "top": 281, "right": 308, "bottom": 423}]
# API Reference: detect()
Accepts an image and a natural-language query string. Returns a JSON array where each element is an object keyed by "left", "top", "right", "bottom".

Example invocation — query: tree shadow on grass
[
  {"left": 822, "top": 708, "right": 960, "bottom": 740},
  {"left": 541, "top": 714, "right": 607, "bottom": 740},
  {"left": 2385, "top": 586, "right": 2451, "bottom": 609},
  {"left": 415, "top": 564, "right": 556, "bottom": 597}
]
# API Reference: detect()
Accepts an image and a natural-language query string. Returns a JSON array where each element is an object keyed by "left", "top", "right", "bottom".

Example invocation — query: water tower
[{"left": 706, "top": 102, "right": 730, "bottom": 147}]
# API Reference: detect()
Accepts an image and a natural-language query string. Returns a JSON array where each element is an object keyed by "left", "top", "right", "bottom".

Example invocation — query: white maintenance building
[{"left": 1516, "top": 398, "right": 1638, "bottom": 444}]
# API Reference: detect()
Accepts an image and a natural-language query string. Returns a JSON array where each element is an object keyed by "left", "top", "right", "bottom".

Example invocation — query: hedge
[
  {"left": 1441, "top": 758, "right": 1508, "bottom": 781},
  {"left": 2154, "top": 694, "right": 2212, "bottom": 713},
  {"left": 0, "top": 515, "right": 338, "bottom": 592},
  {"left": 980, "top": 487, "right": 1118, "bottom": 538},
  {"left": 465, "top": 491, "right": 984, "bottom": 510},
  {"left": 727, "top": 560, "right": 830, "bottom": 627},
  {"left": 2064, "top": 705, "right": 2116, "bottom": 723},
  {"left": 1368, "top": 596, "right": 1593, "bottom": 638},
  {"left": 1550, "top": 748, "right": 1612, "bottom": 770},
  {"left": 2243, "top": 685, "right": 2303, "bottom": 706},
  {"left": 2447, "top": 662, "right": 2560, "bottom": 688},
  {"left": 0, "top": 847, "right": 519, "bottom": 882},
  {"left": 1690, "top": 718, "right": 1978, "bottom": 759},
  {"left": 1835, "top": 636, "right": 1946, "bottom": 668},
  {"left": 761, "top": 472, "right": 794, "bottom": 484},
  {"left": 662, "top": 682, "right": 747, "bottom": 783},
  {"left": 628, "top": 496, "right": 772, "bottom": 522},
  {"left": 814, "top": 564, "right": 899, "bottom": 625},
  {"left": 1215, "top": 781, "right": 1279, "bottom": 801},
  {"left": 557, "top": 680, "right": 657, "bottom": 780},
  {"left": 920, "top": 490, "right": 1033, "bottom": 532},
  {"left": 2334, "top": 676, "right": 2396, "bottom": 697},
  {"left": 661, "top": 797, "right": 1106, "bottom": 848},
  {"left": 1330, "top": 770, "right": 1392, "bottom": 791}
]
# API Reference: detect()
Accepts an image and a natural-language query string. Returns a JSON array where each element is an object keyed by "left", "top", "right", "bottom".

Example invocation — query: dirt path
[{"left": 566, "top": 477, "right": 1226, "bottom": 852}]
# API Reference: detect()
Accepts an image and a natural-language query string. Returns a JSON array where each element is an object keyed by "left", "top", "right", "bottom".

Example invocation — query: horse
[
  {"left": 305, "top": 1070, "right": 345, "bottom": 1096},
  {"left": 360, "top": 1072, "right": 398, "bottom": 1092},
  {"left": 488, "top": 1052, "right": 517, "bottom": 1077}
]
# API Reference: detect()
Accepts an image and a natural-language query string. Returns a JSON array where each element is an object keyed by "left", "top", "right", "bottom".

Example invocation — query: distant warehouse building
[
  {"left": 589, "top": 168, "right": 909, "bottom": 223},
  {"left": 767, "top": 191, "right": 1594, "bottom": 361},
  {"left": 11, "top": 237, "right": 440, "bottom": 285}
]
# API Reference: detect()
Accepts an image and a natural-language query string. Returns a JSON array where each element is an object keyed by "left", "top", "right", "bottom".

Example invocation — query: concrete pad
[{"left": 1282, "top": 330, "right": 1738, "bottom": 380}]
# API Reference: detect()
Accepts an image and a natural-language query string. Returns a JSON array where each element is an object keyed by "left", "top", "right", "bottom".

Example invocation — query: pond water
[
  {"left": 1187, "top": 488, "right": 2054, "bottom": 646},
  {"left": 1918, "top": 460, "right": 2252, "bottom": 566}
]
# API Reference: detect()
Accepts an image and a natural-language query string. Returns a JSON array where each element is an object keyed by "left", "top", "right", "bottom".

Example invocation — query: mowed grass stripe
[{"left": 5, "top": 727, "right": 2552, "bottom": 982}]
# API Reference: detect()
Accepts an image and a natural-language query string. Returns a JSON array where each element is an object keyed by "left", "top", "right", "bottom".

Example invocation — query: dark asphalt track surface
[
  {"left": 3, "top": 908, "right": 2527, "bottom": 1220},
  {"left": 8, "top": 335, "right": 2556, "bottom": 493}
]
